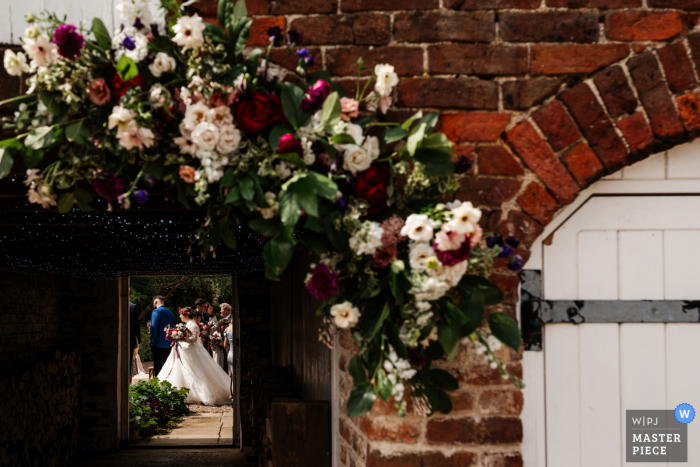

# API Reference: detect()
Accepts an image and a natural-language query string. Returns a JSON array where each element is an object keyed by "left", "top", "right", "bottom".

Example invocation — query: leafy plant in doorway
[{"left": 129, "top": 377, "right": 190, "bottom": 437}]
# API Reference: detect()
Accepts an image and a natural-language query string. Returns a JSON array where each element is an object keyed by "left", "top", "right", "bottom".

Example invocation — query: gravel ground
[
  {"left": 71, "top": 449, "right": 250, "bottom": 467},
  {"left": 187, "top": 404, "right": 234, "bottom": 414}
]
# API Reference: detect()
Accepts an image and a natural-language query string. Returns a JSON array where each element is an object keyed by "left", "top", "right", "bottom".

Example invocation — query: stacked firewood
[{"left": 0, "top": 350, "right": 81, "bottom": 467}]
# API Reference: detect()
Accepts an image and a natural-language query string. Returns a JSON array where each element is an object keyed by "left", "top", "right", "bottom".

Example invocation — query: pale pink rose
[
  {"left": 89, "top": 78, "right": 111, "bottom": 106},
  {"left": 179, "top": 165, "right": 196, "bottom": 183},
  {"left": 469, "top": 224, "right": 483, "bottom": 248},
  {"left": 434, "top": 221, "right": 466, "bottom": 252},
  {"left": 340, "top": 97, "right": 360, "bottom": 122}
]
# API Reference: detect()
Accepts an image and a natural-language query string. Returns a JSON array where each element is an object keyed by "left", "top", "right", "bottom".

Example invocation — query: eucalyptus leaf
[{"left": 347, "top": 385, "right": 376, "bottom": 418}]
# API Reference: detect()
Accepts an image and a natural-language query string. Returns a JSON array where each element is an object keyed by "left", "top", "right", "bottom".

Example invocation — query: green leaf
[
  {"left": 74, "top": 187, "right": 93, "bottom": 204},
  {"left": 414, "top": 148, "right": 455, "bottom": 177},
  {"left": 424, "top": 385, "right": 452, "bottom": 414},
  {"left": 417, "top": 112, "right": 439, "bottom": 134},
  {"left": 458, "top": 296, "right": 484, "bottom": 336},
  {"left": 319, "top": 91, "right": 341, "bottom": 132},
  {"left": 307, "top": 70, "right": 332, "bottom": 87},
  {"left": 233, "top": 0, "right": 247, "bottom": 20},
  {"left": 400, "top": 110, "right": 423, "bottom": 130},
  {"left": 386, "top": 322, "right": 408, "bottom": 360},
  {"left": 246, "top": 48, "right": 263, "bottom": 76},
  {"left": 359, "top": 296, "right": 391, "bottom": 340},
  {"left": 281, "top": 84, "right": 309, "bottom": 129},
  {"left": 66, "top": 120, "right": 90, "bottom": 144},
  {"left": 290, "top": 176, "right": 318, "bottom": 217},
  {"left": 92, "top": 18, "right": 112, "bottom": 51},
  {"left": 405, "top": 122, "right": 426, "bottom": 157},
  {"left": 225, "top": 186, "right": 241, "bottom": 204},
  {"left": 57, "top": 193, "right": 74, "bottom": 214},
  {"left": 430, "top": 369, "right": 459, "bottom": 391},
  {"left": 75, "top": 200, "right": 94, "bottom": 212},
  {"left": 0, "top": 148, "right": 14, "bottom": 179},
  {"left": 347, "top": 385, "right": 376, "bottom": 418},
  {"left": 324, "top": 211, "right": 349, "bottom": 251},
  {"left": 420, "top": 132, "right": 452, "bottom": 152},
  {"left": 143, "top": 159, "right": 164, "bottom": 179},
  {"left": 25, "top": 126, "right": 55, "bottom": 150},
  {"left": 331, "top": 133, "right": 356, "bottom": 145},
  {"left": 277, "top": 152, "right": 307, "bottom": 168},
  {"left": 116, "top": 55, "right": 139, "bottom": 82},
  {"left": 376, "top": 369, "right": 392, "bottom": 402},
  {"left": 355, "top": 115, "right": 374, "bottom": 128},
  {"left": 263, "top": 235, "right": 293, "bottom": 276},
  {"left": 240, "top": 177, "right": 255, "bottom": 201},
  {"left": 203, "top": 23, "right": 228, "bottom": 43},
  {"left": 278, "top": 190, "right": 300, "bottom": 230},
  {"left": 217, "top": 0, "right": 229, "bottom": 32},
  {"left": 381, "top": 127, "right": 407, "bottom": 146},
  {"left": 438, "top": 322, "right": 461, "bottom": 361},
  {"left": 21, "top": 148, "right": 43, "bottom": 169},
  {"left": 307, "top": 172, "right": 338, "bottom": 200},
  {"left": 348, "top": 356, "right": 367, "bottom": 385},
  {"left": 268, "top": 125, "right": 287, "bottom": 152},
  {"left": 39, "top": 91, "right": 60, "bottom": 116},
  {"left": 149, "top": 35, "right": 172, "bottom": 52},
  {"left": 234, "top": 19, "right": 252, "bottom": 56},
  {"left": 248, "top": 218, "right": 281, "bottom": 238},
  {"left": 458, "top": 275, "right": 504, "bottom": 306},
  {"left": 488, "top": 312, "right": 521, "bottom": 351}
]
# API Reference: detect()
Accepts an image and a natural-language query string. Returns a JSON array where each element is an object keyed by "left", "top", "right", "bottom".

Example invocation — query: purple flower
[
  {"left": 133, "top": 18, "right": 144, "bottom": 29},
  {"left": 301, "top": 80, "right": 331, "bottom": 113},
  {"left": 454, "top": 156, "right": 474, "bottom": 174},
  {"left": 150, "top": 24, "right": 160, "bottom": 36},
  {"left": 267, "top": 26, "right": 284, "bottom": 47},
  {"left": 287, "top": 29, "right": 303, "bottom": 45},
  {"left": 496, "top": 245, "right": 513, "bottom": 259},
  {"left": 145, "top": 175, "right": 156, "bottom": 187},
  {"left": 296, "top": 48, "right": 315, "bottom": 67},
  {"left": 52, "top": 24, "right": 85, "bottom": 61},
  {"left": 505, "top": 236, "right": 519, "bottom": 248},
  {"left": 134, "top": 189, "right": 149, "bottom": 205},
  {"left": 118, "top": 194, "right": 131, "bottom": 210},
  {"left": 486, "top": 235, "right": 503, "bottom": 249},
  {"left": 508, "top": 254, "right": 524, "bottom": 271},
  {"left": 92, "top": 175, "right": 125, "bottom": 202},
  {"left": 306, "top": 264, "right": 339, "bottom": 299},
  {"left": 122, "top": 36, "right": 136, "bottom": 51},
  {"left": 408, "top": 348, "right": 425, "bottom": 368}
]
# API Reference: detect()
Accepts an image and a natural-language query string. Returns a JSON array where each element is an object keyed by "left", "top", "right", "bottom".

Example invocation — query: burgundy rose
[
  {"left": 112, "top": 73, "right": 145, "bottom": 100},
  {"left": 372, "top": 245, "right": 398, "bottom": 268},
  {"left": 301, "top": 80, "right": 331, "bottom": 113},
  {"left": 306, "top": 264, "right": 339, "bottom": 299},
  {"left": 434, "top": 236, "right": 471, "bottom": 267},
  {"left": 277, "top": 134, "right": 303, "bottom": 157},
  {"left": 234, "top": 91, "right": 286, "bottom": 136},
  {"left": 350, "top": 165, "right": 391, "bottom": 216}
]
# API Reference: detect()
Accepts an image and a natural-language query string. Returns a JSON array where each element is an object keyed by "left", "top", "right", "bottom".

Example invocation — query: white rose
[
  {"left": 409, "top": 243, "right": 434, "bottom": 272},
  {"left": 330, "top": 301, "right": 361, "bottom": 329},
  {"left": 400, "top": 214, "right": 435, "bottom": 243},
  {"left": 342, "top": 147, "right": 373, "bottom": 174},
  {"left": 172, "top": 14, "right": 206, "bottom": 49},
  {"left": 108, "top": 106, "right": 136, "bottom": 132},
  {"left": 429, "top": 260, "right": 468, "bottom": 288},
  {"left": 336, "top": 123, "right": 365, "bottom": 151},
  {"left": 374, "top": 64, "right": 399, "bottom": 97},
  {"left": 191, "top": 122, "right": 220, "bottom": 151},
  {"left": 451, "top": 202, "right": 482, "bottom": 235},
  {"left": 209, "top": 106, "right": 234, "bottom": 128},
  {"left": 217, "top": 124, "right": 241, "bottom": 154},
  {"left": 363, "top": 136, "right": 380, "bottom": 160},
  {"left": 183, "top": 102, "right": 211, "bottom": 130},
  {"left": 3, "top": 50, "right": 30, "bottom": 77},
  {"left": 148, "top": 52, "right": 176, "bottom": 77}
]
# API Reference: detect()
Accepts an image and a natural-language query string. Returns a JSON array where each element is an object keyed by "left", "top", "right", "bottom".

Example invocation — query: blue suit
[{"left": 150, "top": 306, "right": 175, "bottom": 349}]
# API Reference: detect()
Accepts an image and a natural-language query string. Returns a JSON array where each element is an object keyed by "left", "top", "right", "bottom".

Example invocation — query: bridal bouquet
[
  {"left": 198, "top": 321, "right": 214, "bottom": 339},
  {"left": 164, "top": 323, "right": 191, "bottom": 347},
  {"left": 2, "top": 0, "right": 524, "bottom": 418},
  {"left": 209, "top": 331, "right": 223, "bottom": 347}
]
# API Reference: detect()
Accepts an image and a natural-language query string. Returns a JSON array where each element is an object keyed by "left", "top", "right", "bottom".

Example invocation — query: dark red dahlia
[
  {"left": 306, "top": 264, "right": 339, "bottom": 299},
  {"left": 350, "top": 165, "right": 391, "bottom": 216},
  {"left": 52, "top": 24, "right": 85, "bottom": 60}
]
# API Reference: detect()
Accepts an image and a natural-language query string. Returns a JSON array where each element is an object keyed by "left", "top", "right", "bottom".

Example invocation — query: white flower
[
  {"left": 416, "top": 301, "right": 431, "bottom": 313},
  {"left": 435, "top": 222, "right": 467, "bottom": 251},
  {"left": 174, "top": 136, "right": 197, "bottom": 156},
  {"left": 191, "top": 122, "right": 220, "bottom": 151},
  {"left": 209, "top": 106, "right": 234, "bottom": 128},
  {"left": 148, "top": 52, "right": 176, "bottom": 77},
  {"left": 22, "top": 35, "right": 58, "bottom": 67},
  {"left": 183, "top": 102, "right": 211, "bottom": 131},
  {"left": 342, "top": 147, "right": 373, "bottom": 174},
  {"left": 259, "top": 192, "right": 279, "bottom": 219},
  {"left": 116, "top": 0, "right": 153, "bottom": 26},
  {"left": 330, "top": 301, "right": 361, "bottom": 329},
  {"left": 410, "top": 275, "right": 450, "bottom": 302},
  {"left": 297, "top": 111, "right": 323, "bottom": 141},
  {"left": 416, "top": 312, "right": 433, "bottom": 327},
  {"left": 172, "top": 15, "right": 206, "bottom": 49},
  {"left": 301, "top": 137, "right": 315, "bottom": 165},
  {"left": 108, "top": 106, "right": 137, "bottom": 132},
  {"left": 24, "top": 26, "right": 40, "bottom": 39},
  {"left": 112, "top": 29, "right": 149, "bottom": 63},
  {"left": 409, "top": 243, "right": 434, "bottom": 272},
  {"left": 275, "top": 161, "right": 293, "bottom": 180},
  {"left": 366, "top": 91, "right": 393, "bottom": 115},
  {"left": 3, "top": 50, "right": 30, "bottom": 76},
  {"left": 374, "top": 64, "right": 399, "bottom": 97},
  {"left": 335, "top": 123, "right": 365, "bottom": 151},
  {"left": 363, "top": 136, "right": 380, "bottom": 159},
  {"left": 487, "top": 335, "right": 503, "bottom": 352},
  {"left": 23, "top": 169, "right": 41, "bottom": 186},
  {"left": 451, "top": 202, "right": 482, "bottom": 235},
  {"left": 419, "top": 326, "right": 439, "bottom": 348},
  {"left": 400, "top": 214, "right": 435, "bottom": 243},
  {"left": 429, "top": 260, "right": 468, "bottom": 288},
  {"left": 217, "top": 124, "right": 241, "bottom": 154},
  {"left": 117, "top": 121, "right": 155, "bottom": 150},
  {"left": 349, "top": 221, "right": 384, "bottom": 256},
  {"left": 445, "top": 200, "right": 462, "bottom": 210}
]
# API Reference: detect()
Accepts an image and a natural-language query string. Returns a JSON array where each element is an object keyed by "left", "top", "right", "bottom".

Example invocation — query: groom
[{"left": 150, "top": 295, "right": 175, "bottom": 377}]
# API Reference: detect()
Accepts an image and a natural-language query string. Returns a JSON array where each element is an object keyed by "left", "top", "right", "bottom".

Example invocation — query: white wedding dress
[{"left": 157, "top": 320, "right": 232, "bottom": 405}]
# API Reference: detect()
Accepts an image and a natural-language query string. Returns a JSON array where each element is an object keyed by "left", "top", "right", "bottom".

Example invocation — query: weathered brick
[
  {"left": 562, "top": 142, "right": 605, "bottom": 187},
  {"left": 489, "top": 273, "right": 521, "bottom": 304},
  {"left": 327, "top": 47, "right": 423, "bottom": 77},
  {"left": 479, "top": 389, "right": 525, "bottom": 415},
  {"left": 559, "top": 82, "right": 629, "bottom": 170},
  {"left": 617, "top": 112, "right": 654, "bottom": 152},
  {"left": 606, "top": 11, "right": 684, "bottom": 41},
  {"left": 627, "top": 52, "right": 684, "bottom": 139},
  {"left": 532, "top": 100, "right": 582, "bottom": 151},
  {"left": 352, "top": 15, "right": 391, "bottom": 45},
  {"left": 517, "top": 182, "right": 559, "bottom": 225},
  {"left": 483, "top": 452, "right": 524, "bottom": 467},
  {"left": 477, "top": 145, "right": 525, "bottom": 176},
  {"left": 270, "top": 47, "right": 322, "bottom": 73},
  {"left": 426, "top": 417, "right": 523, "bottom": 445},
  {"left": 366, "top": 450, "right": 476, "bottom": 467},
  {"left": 248, "top": 17, "right": 286, "bottom": 47},
  {"left": 676, "top": 93, "right": 700, "bottom": 131},
  {"left": 686, "top": 33, "right": 700, "bottom": 71},
  {"left": 649, "top": 0, "right": 700, "bottom": 6},
  {"left": 500, "top": 11, "right": 598, "bottom": 43},
  {"left": 364, "top": 418, "right": 421, "bottom": 443},
  {"left": 272, "top": 0, "right": 336, "bottom": 14},
  {"left": 446, "top": 0, "right": 539, "bottom": 8},
  {"left": 342, "top": 0, "right": 438, "bottom": 11},
  {"left": 506, "top": 121, "right": 579, "bottom": 204},
  {"left": 502, "top": 78, "right": 562, "bottom": 110},
  {"left": 441, "top": 113, "right": 511, "bottom": 142},
  {"left": 450, "top": 391, "right": 476, "bottom": 412},
  {"left": 289, "top": 16, "right": 353, "bottom": 45},
  {"left": 398, "top": 79, "right": 499, "bottom": 109},
  {"left": 429, "top": 44, "right": 528, "bottom": 76},
  {"left": 547, "top": 0, "right": 639, "bottom": 5},
  {"left": 395, "top": 11, "right": 495, "bottom": 43},
  {"left": 593, "top": 66, "right": 638, "bottom": 118},
  {"left": 531, "top": 44, "right": 629, "bottom": 75},
  {"left": 457, "top": 178, "right": 523, "bottom": 207},
  {"left": 657, "top": 43, "right": 697, "bottom": 93}
]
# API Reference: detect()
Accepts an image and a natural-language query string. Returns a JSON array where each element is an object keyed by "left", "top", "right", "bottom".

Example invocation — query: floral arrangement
[
  {"left": 209, "top": 330, "right": 223, "bottom": 346},
  {"left": 2, "top": 0, "right": 523, "bottom": 418},
  {"left": 164, "top": 323, "right": 191, "bottom": 347},
  {"left": 177, "top": 307, "right": 198, "bottom": 318},
  {"left": 198, "top": 321, "right": 214, "bottom": 339}
]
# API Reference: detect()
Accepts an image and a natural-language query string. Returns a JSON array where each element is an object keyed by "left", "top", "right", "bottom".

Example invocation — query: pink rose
[
  {"left": 89, "top": 78, "right": 111, "bottom": 106},
  {"left": 179, "top": 165, "right": 196, "bottom": 183},
  {"left": 469, "top": 224, "right": 483, "bottom": 248},
  {"left": 340, "top": 97, "right": 360, "bottom": 122}
]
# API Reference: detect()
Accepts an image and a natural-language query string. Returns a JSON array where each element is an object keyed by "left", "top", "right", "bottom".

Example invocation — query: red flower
[
  {"left": 277, "top": 134, "right": 303, "bottom": 157},
  {"left": 434, "top": 237, "right": 471, "bottom": 267},
  {"left": 351, "top": 166, "right": 391, "bottom": 216},
  {"left": 112, "top": 73, "right": 145, "bottom": 100},
  {"left": 372, "top": 245, "right": 398, "bottom": 268},
  {"left": 234, "top": 92, "right": 286, "bottom": 136}
]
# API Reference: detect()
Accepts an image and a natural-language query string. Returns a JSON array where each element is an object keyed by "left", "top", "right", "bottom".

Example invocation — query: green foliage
[
  {"left": 138, "top": 327, "right": 153, "bottom": 362},
  {"left": 129, "top": 378, "right": 189, "bottom": 435}
]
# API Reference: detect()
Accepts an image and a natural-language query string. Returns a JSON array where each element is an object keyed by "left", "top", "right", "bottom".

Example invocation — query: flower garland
[{"left": 1, "top": 0, "right": 524, "bottom": 418}]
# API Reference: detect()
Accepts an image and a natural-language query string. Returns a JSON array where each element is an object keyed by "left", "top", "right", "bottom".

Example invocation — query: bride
[{"left": 157, "top": 307, "right": 232, "bottom": 406}]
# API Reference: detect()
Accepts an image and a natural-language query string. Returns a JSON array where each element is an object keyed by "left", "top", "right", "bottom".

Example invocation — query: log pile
[{"left": 0, "top": 350, "right": 81, "bottom": 467}]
